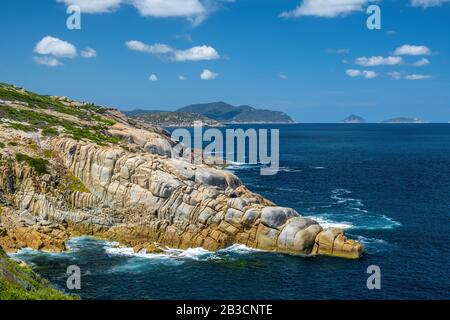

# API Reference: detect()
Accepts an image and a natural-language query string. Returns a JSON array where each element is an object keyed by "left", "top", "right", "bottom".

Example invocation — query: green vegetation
[
  {"left": 127, "top": 110, "right": 222, "bottom": 127},
  {"left": 6, "top": 122, "right": 37, "bottom": 132},
  {"left": 0, "top": 84, "right": 88, "bottom": 118},
  {"left": 15, "top": 153, "right": 49, "bottom": 176},
  {"left": 66, "top": 175, "right": 90, "bottom": 193},
  {"left": 0, "top": 142, "right": 5, "bottom": 148},
  {"left": 43, "top": 149, "right": 56, "bottom": 158},
  {"left": 0, "top": 279, "right": 76, "bottom": 300},
  {"left": 42, "top": 127, "right": 58, "bottom": 137},
  {"left": 0, "top": 83, "right": 120, "bottom": 146},
  {"left": 177, "top": 102, "right": 295, "bottom": 123},
  {"left": 0, "top": 248, "right": 76, "bottom": 300},
  {"left": 65, "top": 125, "right": 120, "bottom": 145}
]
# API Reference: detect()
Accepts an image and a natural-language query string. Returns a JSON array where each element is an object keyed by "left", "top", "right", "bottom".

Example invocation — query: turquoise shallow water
[{"left": 12, "top": 124, "right": 450, "bottom": 299}]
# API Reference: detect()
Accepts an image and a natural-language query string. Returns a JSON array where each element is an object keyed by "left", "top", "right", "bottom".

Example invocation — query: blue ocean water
[{"left": 12, "top": 124, "right": 450, "bottom": 300}]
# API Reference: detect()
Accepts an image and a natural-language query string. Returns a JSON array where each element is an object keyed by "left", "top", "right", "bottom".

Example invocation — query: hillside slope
[
  {"left": 177, "top": 102, "right": 295, "bottom": 124},
  {"left": 126, "top": 110, "right": 222, "bottom": 127},
  {"left": 0, "top": 246, "right": 74, "bottom": 300}
]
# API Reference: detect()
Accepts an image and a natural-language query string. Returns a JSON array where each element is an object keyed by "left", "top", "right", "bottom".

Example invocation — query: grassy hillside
[
  {"left": 0, "top": 83, "right": 120, "bottom": 145},
  {"left": 0, "top": 247, "right": 76, "bottom": 300}
]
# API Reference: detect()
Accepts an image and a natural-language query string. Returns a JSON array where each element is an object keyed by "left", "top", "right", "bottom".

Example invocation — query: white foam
[
  {"left": 277, "top": 167, "right": 303, "bottom": 173},
  {"left": 220, "top": 244, "right": 265, "bottom": 253},
  {"left": 278, "top": 187, "right": 300, "bottom": 192},
  {"left": 309, "top": 216, "right": 353, "bottom": 229},
  {"left": 356, "top": 235, "right": 396, "bottom": 253},
  {"left": 104, "top": 242, "right": 263, "bottom": 263},
  {"left": 227, "top": 161, "right": 259, "bottom": 166}
]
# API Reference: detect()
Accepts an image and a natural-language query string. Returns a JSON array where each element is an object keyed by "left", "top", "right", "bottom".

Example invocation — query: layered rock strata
[{"left": 0, "top": 132, "right": 363, "bottom": 259}]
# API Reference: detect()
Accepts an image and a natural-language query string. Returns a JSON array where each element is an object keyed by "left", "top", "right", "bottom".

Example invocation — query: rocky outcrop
[
  {"left": 108, "top": 123, "right": 174, "bottom": 157},
  {"left": 32, "top": 137, "right": 360, "bottom": 258},
  {"left": 0, "top": 88, "right": 363, "bottom": 259}
]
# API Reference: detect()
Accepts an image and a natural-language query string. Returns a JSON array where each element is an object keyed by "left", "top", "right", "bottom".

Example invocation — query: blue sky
[{"left": 1, "top": 0, "right": 449, "bottom": 122}]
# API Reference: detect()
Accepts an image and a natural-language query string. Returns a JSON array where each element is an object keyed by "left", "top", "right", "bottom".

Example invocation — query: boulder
[
  {"left": 242, "top": 208, "right": 259, "bottom": 227},
  {"left": 260, "top": 207, "right": 298, "bottom": 229},
  {"left": 224, "top": 208, "right": 244, "bottom": 227},
  {"left": 195, "top": 168, "right": 228, "bottom": 189},
  {"left": 145, "top": 243, "right": 164, "bottom": 254},
  {"left": 256, "top": 224, "right": 280, "bottom": 250},
  {"left": 19, "top": 211, "right": 37, "bottom": 226},
  {"left": 277, "top": 217, "right": 322, "bottom": 252},
  {"left": 313, "top": 228, "right": 364, "bottom": 259}
]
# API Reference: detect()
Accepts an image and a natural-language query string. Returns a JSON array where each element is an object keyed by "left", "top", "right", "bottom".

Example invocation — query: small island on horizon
[
  {"left": 340, "top": 115, "right": 367, "bottom": 124},
  {"left": 381, "top": 117, "right": 429, "bottom": 124},
  {"left": 338, "top": 115, "right": 435, "bottom": 124}
]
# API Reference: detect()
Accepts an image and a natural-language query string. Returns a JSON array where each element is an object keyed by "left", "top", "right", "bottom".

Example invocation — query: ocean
[{"left": 11, "top": 124, "right": 450, "bottom": 299}]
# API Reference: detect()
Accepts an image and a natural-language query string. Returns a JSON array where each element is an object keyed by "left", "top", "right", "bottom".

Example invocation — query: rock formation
[{"left": 0, "top": 83, "right": 363, "bottom": 259}]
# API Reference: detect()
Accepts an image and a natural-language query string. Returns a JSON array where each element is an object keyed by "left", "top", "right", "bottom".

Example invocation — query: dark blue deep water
[{"left": 12, "top": 124, "right": 450, "bottom": 299}]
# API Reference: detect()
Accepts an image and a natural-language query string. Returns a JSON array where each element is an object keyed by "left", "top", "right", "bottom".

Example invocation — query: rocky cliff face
[{"left": 0, "top": 83, "right": 363, "bottom": 259}]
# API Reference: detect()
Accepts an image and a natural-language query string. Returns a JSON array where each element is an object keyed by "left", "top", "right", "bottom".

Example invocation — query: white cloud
[
  {"left": 355, "top": 56, "right": 403, "bottom": 66},
  {"left": 280, "top": 0, "right": 369, "bottom": 18},
  {"left": 405, "top": 74, "right": 432, "bottom": 80},
  {"left": 33, "top": 56, "right": 63, "bottom": 67},
  {"left": 411, "top": 0, "right": 450, "bottom": 7},
  {"left": 362, "top": 70, "right": 377, "bottom": 79},
  {"left": 388, "top": 71, "right": 402, "bottom": 80},
  {"left": 346, "top": 69, "right": 362, "bottom": 77},
  {"left": 346, "top": 69, "right": 377, "bottom": 79},
  {"left": 178, "top": 75, "right": 187, "bottom": 80},
  {"left": 279, "top": 74, "right": 288, "bottom": 80},
  {"left": 58, "top": 0, "right": 206, "bottom": 16},
  {"left": 393, "top": 44, "right": 432, "bottom": 56},
  {"left": 57, "top": 0, "right": 122, "bottom": 13},
  {"left": 34, "top": 36, "right": 77, "bottom": 58},
  {"left": 148, "top": 74, "right": 158, "bottom": 81},
  {"left": 200, "top": 69, "right": 219, "bottom": 80},
  {"left": 126, "top": 41, "right": 219, "bottom": 61},
  {"left": 81, "top": 48, "right": 97, "bottom": 58},
  {"left": 414, "top": 58, "right": 430, "bottom": 66},
  {"left": 387, "top": 30, "right": 397, "bottom": 36},
  {"left": 174, "top": 45, "right": 220, "bottom": 61},
  {"left": 57, "top": 0, "right": 233, "bottom": 26},
  {"left": 131, "top": 0, "right": 205, "bottom": 17},
  {"left": 126, "top": 41, "right": 174, "bottom": 54}
]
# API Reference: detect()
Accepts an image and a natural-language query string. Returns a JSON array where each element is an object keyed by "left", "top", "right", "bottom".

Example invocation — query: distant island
[
  {"left": 382, "top": 117, "right": 428, "bottom": 124},
  {"left": 177, "top": 102, "right": 295, "bottom": 124},
  {"left": 125, "top": 110, "right": 222, "bottom": 127},
  {"left": 125, "top": 102, "right": 295, "bottom": 127},
  {"left": 340, "top": 115, "right": 366, "bottom": 124}
]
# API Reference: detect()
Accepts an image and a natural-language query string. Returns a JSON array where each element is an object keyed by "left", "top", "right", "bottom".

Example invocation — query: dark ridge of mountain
[
  {"left": 382, "top": 117, "right": 428, "bottom": 124},
  {"left": 340, "top": 115, "right": 366, "bottom": 124},
  {"left": 177, "top": 102, "right": 295, "bottom": 124},
  {"left": 125, "top": 110, "right": 222, "bottom": 127}
]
